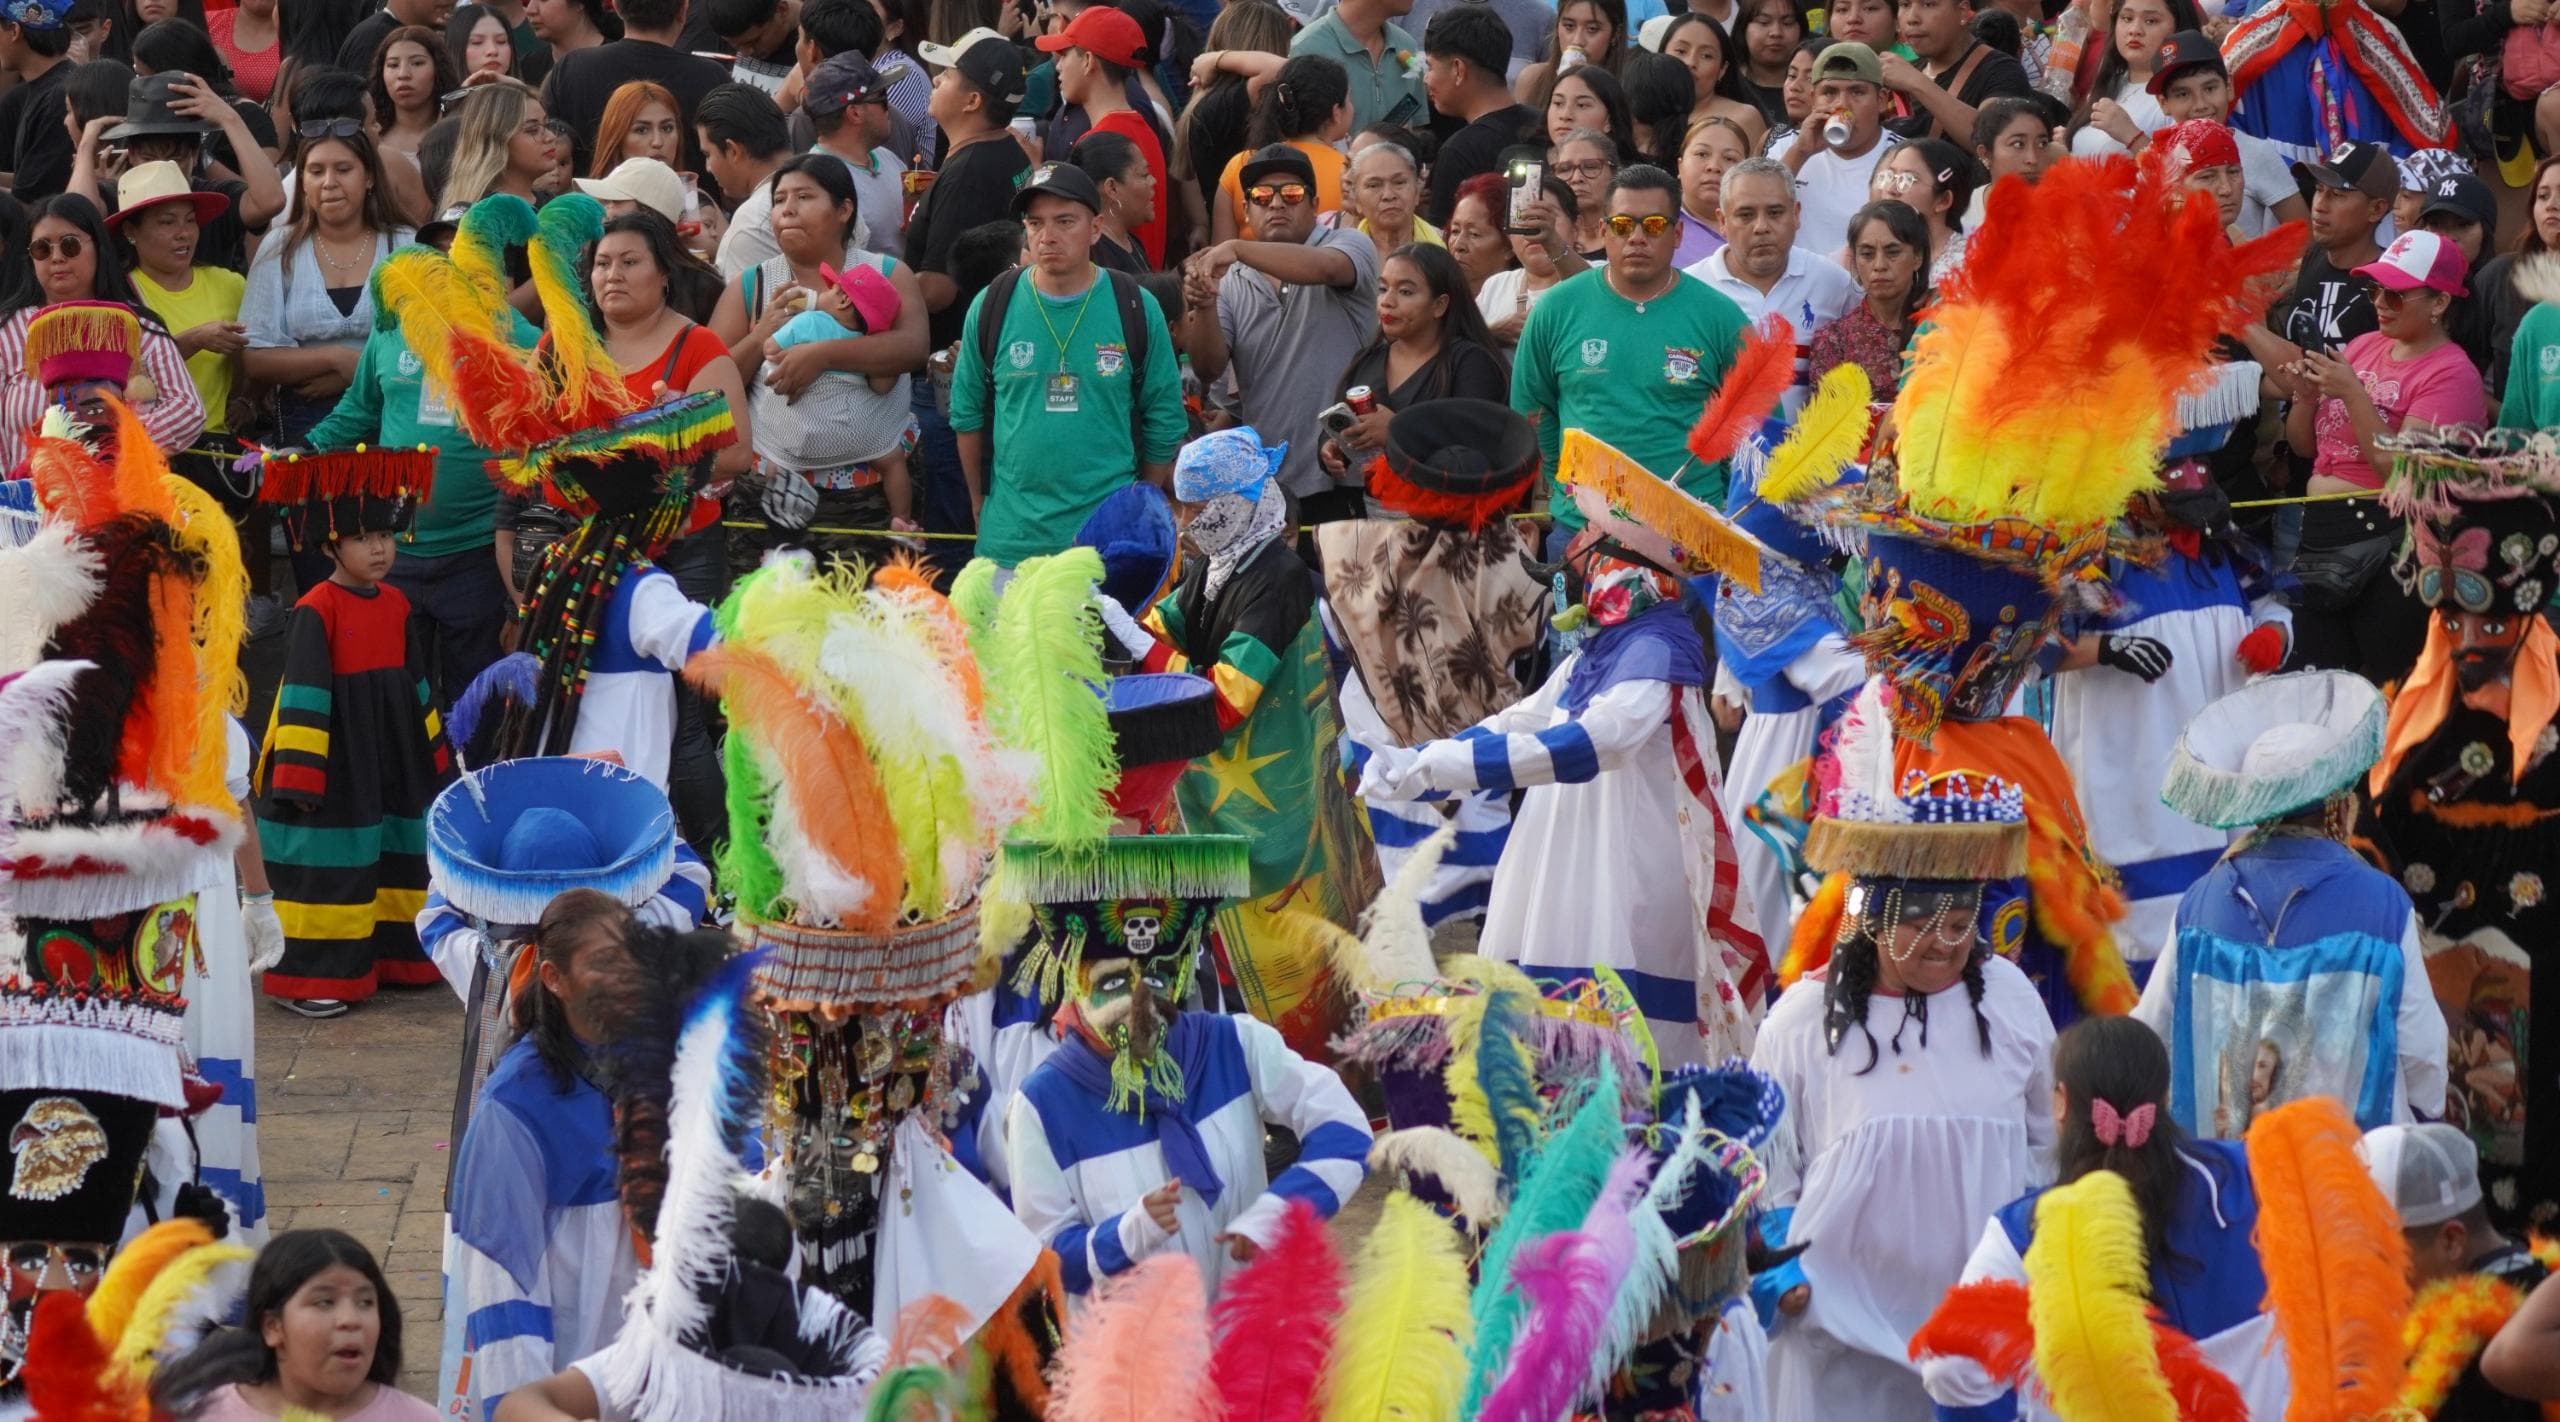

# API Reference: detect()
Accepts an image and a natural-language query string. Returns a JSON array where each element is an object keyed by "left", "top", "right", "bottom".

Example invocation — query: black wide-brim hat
[{"left": 1372, "top": 398, "right": 1538, "bottom": 531}]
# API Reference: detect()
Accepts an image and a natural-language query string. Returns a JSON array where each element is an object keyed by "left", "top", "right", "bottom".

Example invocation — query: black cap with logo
[{"left": 2292, "top": 140, "right": 2399, "bottom": 203}]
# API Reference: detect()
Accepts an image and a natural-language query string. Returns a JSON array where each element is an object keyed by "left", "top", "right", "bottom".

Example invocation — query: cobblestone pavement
[{"left": 254, "top": 986, "right": 462, "bottom": 1399}]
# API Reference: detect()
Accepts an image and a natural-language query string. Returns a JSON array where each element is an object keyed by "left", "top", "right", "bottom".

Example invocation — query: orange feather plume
[
  {"left": 1910, "top": 1279, "right": 2035, "bottom": 1385},
  {"left": 84, "top": 1220, "right": 212, "bottom": 1347},
  {"left": 2245, "top": 1096, "right": 2412, "bottom": 1422},
  {"left": 978, "top": 1251, "right": 1068, "bottom": 1417},
  {"left": 887, "top": 1293, "right": 974, "bottom": 1368},
  {"left": 684, "top": 643, "right": 907, "bottom": 931},
  {"left": 1688, "top": 318, "right": 1795, "bottom": 468}
]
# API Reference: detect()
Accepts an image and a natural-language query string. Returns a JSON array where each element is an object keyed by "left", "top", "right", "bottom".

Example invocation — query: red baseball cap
[{"left": 1036, "top": 6, "right": 1146, "bottom": 66}]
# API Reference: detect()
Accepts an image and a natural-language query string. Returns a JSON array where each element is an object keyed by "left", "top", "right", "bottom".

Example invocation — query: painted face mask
[{"left": 1077, "top": 947, "right": 1191, "bottom": 1112}]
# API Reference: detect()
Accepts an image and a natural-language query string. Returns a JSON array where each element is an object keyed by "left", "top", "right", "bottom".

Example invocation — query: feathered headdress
[
  {"left": 1802, "top": 682, "right": 2030, "bottom": 883},
  {"left": 1767, "top": 155, "right": 2298, "bottom": 744},
  {"left": 591, "top": 950, "right": 887, "bottom": 1422},
  {"left": 16, "top": 1217, "right": 251, "bottom": 1421},
  {"left": 258, "top": 445, "right": 436, "bottom": 548},
  {"left": 688, "top": 553, "right": 1023, "bottom": 1013}
]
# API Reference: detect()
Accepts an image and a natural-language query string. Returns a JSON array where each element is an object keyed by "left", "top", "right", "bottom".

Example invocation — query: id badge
[
  {"left": 1046, "top": 373, "right": 1080, "bottom": 413},
  {"left": 416, "top": 379, "right": 455, "bottom": 428}
]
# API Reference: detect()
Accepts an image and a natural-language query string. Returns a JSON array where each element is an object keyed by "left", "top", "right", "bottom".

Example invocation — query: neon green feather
[
  {"left": 983, "top": 548, "right": 1115, "bottom": 845},
  {"left": 950, "top": 557, "right": 1003, "bottom": 664}
]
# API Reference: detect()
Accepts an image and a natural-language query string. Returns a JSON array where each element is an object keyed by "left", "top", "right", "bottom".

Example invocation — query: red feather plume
[
  {"left": 1208, "top": 1199, "right": 1345, "bottom": 1422},
  {"left": 1909, "top": 1279, "right": 2035, "bottom": 1385},
  {"left": 1686, "top": 317, "right": 1795, "bottom": 468},
  {"left": 17, "top": 1290, "right": 130, "bottom": 1422},
  {"left": 2150, "top": 1315, "right": 2249, "bottom": 1422}
]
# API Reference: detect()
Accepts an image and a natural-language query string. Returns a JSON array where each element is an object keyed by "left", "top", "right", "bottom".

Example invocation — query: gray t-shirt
[{"left": 1215, "top": 224, "right": 1381, "bottom": 497}]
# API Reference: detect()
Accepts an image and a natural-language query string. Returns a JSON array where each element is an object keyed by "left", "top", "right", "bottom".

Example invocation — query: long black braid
[{"left": 1821, "top": 899, "right": 1997, "bottom": 1076}]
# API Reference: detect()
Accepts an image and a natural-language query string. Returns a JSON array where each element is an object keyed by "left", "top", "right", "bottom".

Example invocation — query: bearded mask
[{"left": 1076, "top": 950, "right": 1191, "bottom": 1114}]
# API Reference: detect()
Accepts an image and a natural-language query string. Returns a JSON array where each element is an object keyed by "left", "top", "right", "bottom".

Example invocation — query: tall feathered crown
[{"left": 1762, "top": 155, "right": 2299, "bottom": 743}]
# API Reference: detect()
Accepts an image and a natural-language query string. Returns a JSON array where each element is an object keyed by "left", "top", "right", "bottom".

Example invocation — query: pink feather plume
[
  {"left": 1210, "top": 1200, "right": 1345, "bottom": 1422},
  {"left": 1050, "top": 1254, "right": 1218, "bottom": 1422},
  {"left": 1478, "top": 1148, "right": 1651, "bottom": 1422}
]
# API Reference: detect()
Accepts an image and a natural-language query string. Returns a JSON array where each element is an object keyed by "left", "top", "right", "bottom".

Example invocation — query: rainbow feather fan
[
  {"left": 1887, "top": 154, "right": 2298, "bottom": 537},
  {"left": 2246, "top": 1096, "right": 2412, "bottom": 1422},
  {"left": 1210, "top": 1199, "right": 1346, "bottom": 1422},
  {"left": 372, "top": 244, "right": 557, "bottom": 454},
  {"left": 530, "top": 194, "right": 639, "bottom": 431}
]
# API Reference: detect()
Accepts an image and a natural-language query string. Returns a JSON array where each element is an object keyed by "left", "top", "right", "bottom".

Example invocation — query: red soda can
[{"left": 1345, "top": 386, "right": 1376, "bottom": 416}]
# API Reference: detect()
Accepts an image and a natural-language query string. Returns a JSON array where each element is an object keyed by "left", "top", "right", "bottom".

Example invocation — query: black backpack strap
[
  {"left": 975, "top": 266, "right": 1026, "bottom": 483},
  {"left": 1105, "top": 268, "right": 1152, "bottom": 465}
]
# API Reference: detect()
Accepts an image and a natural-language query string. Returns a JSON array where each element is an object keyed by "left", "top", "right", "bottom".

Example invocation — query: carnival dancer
[
  {"left": 1915, "top": 1015, "right": 2289, "bottom": 1420},
  {"left": 2220, "top": 0, "right": 2447, "bottom": 163},
  {"left": 1315, "top": 399, "right": 1549, "bottom": 927},
  {"left": 1768, "top": 151, "right": 2298, "bottom": 1027},
  {"left": 376, "top": 194, "right": 732, "bottom": 786},
  {"left": 2047, "top": 352, "right": 2295, "bottom": 970},
  {"left": 2361, "top": 429, "right": 2560, "bottom": 1228},
  {"left": 1747, "top": 681, "right": 2058, "bottom": 1422},
  {"left": 253, "top": 446, "right": 453, "bottom": 1016},
  {"left": 0, "top": 401, "right": 249, "bottom": 1393},
  {"left": 687, "top": 553, "right": 1041, "bottom": 1332},
  {"left": 1093, "top": 427, "right": 1382, "bottom": 1059},
  {"left": 2135, "top": 669, "right": 2447, "bottom": 1138},
  {"left": 1359, "top": 505, "right": 1768, "bottom": 1070}
]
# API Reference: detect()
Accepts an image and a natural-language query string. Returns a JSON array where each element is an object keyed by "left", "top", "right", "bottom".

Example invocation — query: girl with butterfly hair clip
[{"left": 1915, "top": 1014, "right": 2285, "bottom": 1420}]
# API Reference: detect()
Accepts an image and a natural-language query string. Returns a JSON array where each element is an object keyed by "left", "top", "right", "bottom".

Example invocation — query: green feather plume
[
  {"left": 1476, "top": 988, "right": 1543, "bottom": 1180},
  {"left": 716, "top": 726, "right": 786, "bottom": 919},
  {"left": 1462, "top": 1061, "right": 1625, "bottom": 1415},
  {"left": 950, "top": 558, "right": 1003, "bottom": 664},
  {"left": 983, "top": 548, "right": 1115, "bottom": 845},
  {"left": 865, "top": 1363, "right": 956, "bottom": 1422}
]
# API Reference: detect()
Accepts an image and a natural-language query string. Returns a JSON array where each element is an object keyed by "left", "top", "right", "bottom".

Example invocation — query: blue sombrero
[
  {"left": 425, "top": 756, "right": 679, "bottom": 928},
  {"left": 1076, "top": 483, "right": 1179, "bottom": 613}
]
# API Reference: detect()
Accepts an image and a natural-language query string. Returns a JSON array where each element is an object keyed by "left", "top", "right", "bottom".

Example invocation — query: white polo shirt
[{"left": 1683, "top": 245, "right": 1863, "bottom": 413}]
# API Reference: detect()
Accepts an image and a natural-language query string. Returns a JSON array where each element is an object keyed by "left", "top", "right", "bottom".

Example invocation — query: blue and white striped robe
[{"left": 1006, "top": 1010, "right": 1370, "bottom": 1295}]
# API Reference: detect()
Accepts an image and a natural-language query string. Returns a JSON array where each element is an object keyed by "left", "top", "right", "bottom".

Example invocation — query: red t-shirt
[
  {"left": 1089, "top": 109, "right": 1168, "bottom": 267},
  {"left": 623, "top": 323, "right": 733, "bottom": 534}
]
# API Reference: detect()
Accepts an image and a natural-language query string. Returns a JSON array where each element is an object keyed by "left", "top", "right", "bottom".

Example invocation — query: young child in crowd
[
  {"left": 151, "top": 1229, "right": 437, "bottom": 1422},
  {"left": 747, "top": 256, "right": 914, "bottom": 532},
  {"left": 255, "top": 449, "right": 454, "bottom": 1018},
  {"left": 2362, "top": 1123, "right": 2553, "bottom": 1422}
]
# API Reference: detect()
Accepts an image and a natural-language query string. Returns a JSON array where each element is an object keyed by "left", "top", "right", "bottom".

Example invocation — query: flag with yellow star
[{"left": 1143, "top": 545, "right": 1382, "bottom": 1059}]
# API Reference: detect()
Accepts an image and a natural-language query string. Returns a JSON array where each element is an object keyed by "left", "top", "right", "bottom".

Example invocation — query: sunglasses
[
  {"left": 1604, "top": 212, "right": 1673, "bottom": 237},
  {"left": 28, "top": 235, "right": 85, "bottom": 261},
  {"left": 297, "top": 117, "right": 364, "bottom": 140},
  {"left": 1246, "top": 182, "right": 1309, "bottom": 208}
]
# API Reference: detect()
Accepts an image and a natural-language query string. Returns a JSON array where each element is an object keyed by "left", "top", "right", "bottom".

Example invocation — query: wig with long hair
[
  {"left": 1335, "top": 243, "right": 1506, "bottom": 399},
  {"left": 147, "top": 1229, "right": 403, "bottom": 1418},
  {"left": 1818, "top": 886, "right": 1995, "bottom": 1076},
  {"left": 439, "top": 79, "right": 542, "bottom": 212},
  {"left": 590, "top": 78, "right": 681, "bottom": 178},
  {"left": 1248, "top": 52, "right": 1352, "bottom": 147},
  {"left": 368, "top": 23, "right": 459, "bottom": 132},
  {"left": 2051, "top": 1015, "right": 2198, "bottom": 1280},
  {"left": 277, "top": 128, "right": 406, "bottom": 285}
]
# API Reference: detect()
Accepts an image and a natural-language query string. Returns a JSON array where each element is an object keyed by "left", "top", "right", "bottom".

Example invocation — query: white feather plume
[
  {"left": 0, "top": 522, "right": 102, "bottom": 676},
  {"left": 1351, "top": 822, "right": 1452, "bottom": 992},
  {"left": 1369, "top": 1126, "right": 1506, "bottom": 1226},
  {"left": 0, "top": 659, "right": 91, "bottom": 815},
  {"left": 1830, "top": 679, "right": 1907, "bottom": 822}
]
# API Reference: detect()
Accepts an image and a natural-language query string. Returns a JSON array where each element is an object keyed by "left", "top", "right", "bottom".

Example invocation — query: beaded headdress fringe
[
  {"left": 995, "top": 835, "right": 1252, "bottom": 904},
  {"left": 0, "top": 1013, "right": 187, "bottom": 1107},
  {"left": 1803, "top": 816, "right": 2029, "bottom": 881}
]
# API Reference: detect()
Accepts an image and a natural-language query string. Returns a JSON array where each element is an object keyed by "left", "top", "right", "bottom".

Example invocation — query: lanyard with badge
[{"left": 1039, "top": 279, "right": 1098, "bottom": 413}]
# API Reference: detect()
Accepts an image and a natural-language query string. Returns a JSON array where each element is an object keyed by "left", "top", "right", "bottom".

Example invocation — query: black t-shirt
[
  {"left": 1096, "top": 231, "right": 1147, "bottom": 273},
  {"left": 336, "top": 9, "right": 404, "bottom": 71},
  {"left": 541, "top": 39, "right": 732, "bottom": 182},
  {"left": 1342, "top": 336, "right": 1509, "bottom": 409},
  {"left": 1428, "top": 102, "right": 1535, "bottom": 226},
  {"left": 1740, "top": 74, "right": 1787, "bottom": 130},
  {"left": 1182, "top": 81, "right": 1252, "bottom": 212},
  {"left": 2274, "top": 243, "right": 2382, "bottom": 356},
  {"left": 906, "top": 132, "right": 1032, "bottom": 350},
  {"left": 2445, "top": 1246, "right": 2549, "bottom": 1422},
  {"left": 3, "top": 60, "right": 72, "bottom": 203},
  {"left": 1884, "top": 42, "right": 2036, "bottom": 140}
]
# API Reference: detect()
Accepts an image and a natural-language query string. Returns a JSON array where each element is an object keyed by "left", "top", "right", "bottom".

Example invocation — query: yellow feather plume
[
  {"left": 2024, "top": 1170, "right": 2178, "bottom": 1422},
  {"left": 1442, "top": 992, "right": 1501, "bottom": 1167},
  {"left": 111, "top": 1241, "right": 251, "bottom": 1376},
  {"left": 1759, "top": 363, "right": 1874, "bottom": 506},
  {"left": 163, "top": 472, "right": 247, "bottom": 718},
  {"left": 1321, "top": 1192, "right": 1474, "bottom": 1422},
  {"left": 84, "top": 1219, "right": 212, "bottom": 1345},
  {"left": 1440, "top": 953, "right": 1543, "bottom": 1001}
]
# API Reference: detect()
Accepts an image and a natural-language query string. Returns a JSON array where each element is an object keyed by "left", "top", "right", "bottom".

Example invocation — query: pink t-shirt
[
  {"left": 2310, "top": 331, "right": 2488, "bottom": 488},
  {"left": 189, "top": 1382, "right": 443, "bottom": 1422}
]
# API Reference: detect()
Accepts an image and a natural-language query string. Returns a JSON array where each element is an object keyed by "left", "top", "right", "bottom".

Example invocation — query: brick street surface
[{"left": 255, "top": 987, "right": 462, "bottom": 1399}]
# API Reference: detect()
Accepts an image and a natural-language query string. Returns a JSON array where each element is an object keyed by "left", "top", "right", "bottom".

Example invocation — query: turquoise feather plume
[
  {"left": 1463, "top": 1061, "right": 1624, "bottom": 1416},
  {"left": 1583, "top": 1098, "right": 1710, "bottom": 1400},
  {"left": 452, "top": 193, "right": 538, "bottom": 311},
  {"left": 1476, "top": 988, "right": 1542, "bottom": 1181}
]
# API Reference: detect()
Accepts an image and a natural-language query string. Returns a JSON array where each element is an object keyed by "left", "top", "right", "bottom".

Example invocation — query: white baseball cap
[
  {"left": 573, "top": 157, "right": 686, "bottom": 225},
  {"left": 2358, "top": 1122, "right": 2483, "bottom": 1229}
]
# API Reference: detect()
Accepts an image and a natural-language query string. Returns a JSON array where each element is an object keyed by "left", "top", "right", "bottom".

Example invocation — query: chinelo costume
[
  {"left": 377, "top": 193, "right": 733, "bottom": 787},
  {"left": 252, "top": 445, "right": 452, "bottom": 1004},
  {"left": 1317, "top": 399, "right": 1549, "bottom": 927},
  {"left": 2220, "top": 0, "right": 2447, "bottom": 163},
  {"left": 0, "top": 397, "right": 251, "bottom": 1397},
  {"left": 2359, "top": 428, "right": 2560, "bottom": 1226},
  {"left": 1094, "top": 428, "right": 1382, "bottom": 1059},
  {"left": 686, "top": 551, "right": 1043, "bottom": 1332},
  {"left": 2135, "top": 670, "right": 2447, "bottom": 1140},
  {"left": 984, "top": 540, "right": 1371, "bottom": 1299},
  {"left": 1747, "top": 689, "right": 2059, "bottom": 1422},
  {"left": 1768, "top": 152, "right": 2298, "bottom": 1028}
]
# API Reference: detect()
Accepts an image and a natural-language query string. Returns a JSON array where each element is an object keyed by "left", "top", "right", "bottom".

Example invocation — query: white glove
[
  {"left": 1094, "top": 592, "right": 1157, "bottom": 660},
  {"left": 1358, "top": 743, "right": 1425, "bottom": 802},
  {"left": 241, "top": 893, "right": 284, "bottom": 974}
]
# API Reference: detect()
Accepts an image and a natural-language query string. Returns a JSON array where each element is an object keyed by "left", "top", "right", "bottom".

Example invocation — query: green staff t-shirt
[{"left": 950, "top": 270, "right": 1185, "bottom": 567}]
